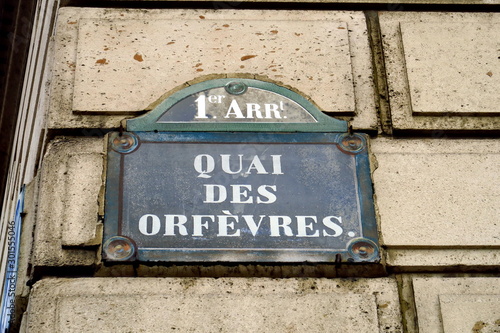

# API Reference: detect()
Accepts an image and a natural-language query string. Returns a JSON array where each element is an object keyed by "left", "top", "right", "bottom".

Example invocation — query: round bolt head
[
  {"left": 103, "top": 236, "right": 136, "bottom": 261},
  {"left": 347, "top": 238, "right": 379, "bottom": 262},
  {"left": 338, "top": 133, "right": 365, "bottom": 154},
  {"left": 225, "top": 81, "right": 248, "bottom": 95},
  {"left": 111, "top": 132, "right": 139, "bottom": 154}
]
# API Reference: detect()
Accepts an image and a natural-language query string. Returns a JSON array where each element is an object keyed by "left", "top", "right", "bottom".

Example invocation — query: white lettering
[
  {"left": 194, "top": 95, "right": 207, "bottom": 118},
  {"left": 269, "top": 216, "right": 293, "bottom": 237},
  {"left": 322, "top": 216, "right": 343, "bottom": 237},
  {"left": 246, "top": 155, "right": 268, "bottom": 175},
  {"left": 194, "top": 154, "right": 284, "bottom": 178},
  {"left": 203, "top": 184, "right": 277, "bottom": 204},
  {"left": 221, "top": 154, "right": 244, "bottom": 175},
  {"left": 230, "top": 184, "right": 253, "bottom": 204},
  {"left": 217, "top": 210, "right": 240, "bottom": 237},
  {"left": 256, "top": 185, "right": 277, "bottom": 204},
  {"left": 164, "top": 215, "right": 188, "bottom": 236},
  {"left": 242, "top": 215, "right": 266, "bottom": 236},
  {"left": 138, "top": 214, "right": 161, "bottom": 235},
  {"left": 208, "top": 95, "right": 218, "bottom": 103},
  {"left": 264, "top": 103, "right": 282, "bottom": 119},
  {"left": 271, "top": 155, "right": 283, "bottom": 175},
  {"left": 208, "top": 95, "right": 225, "bottom": 103},
  {"left": 194, "top": 154, "right": 215, "bottom": 178},
  {"left": 225, "top": 100, "right": 245, "bottom": 118},
  {"left": 208, "top": 99, "right": 286, "bottom": 119},
  {"left": 136, "top": 214, "right": 346, "bottom": 238},
  {"left": 296, "top": 216, "right": 319, "bottom": 237},
  {"left": 192, "top": 215, "right": 214, "bottom": 236},
  {"left": 203, "top": 184, "right": 227, "bottom": 203},
  {"left": 246, "top": 103, "right": 263, "bottom": 118}
]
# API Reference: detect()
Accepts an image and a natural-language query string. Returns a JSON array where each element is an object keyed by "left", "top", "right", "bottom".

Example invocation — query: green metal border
[{"left": 126, "top": 78, "right": 348, "bottom": 132}]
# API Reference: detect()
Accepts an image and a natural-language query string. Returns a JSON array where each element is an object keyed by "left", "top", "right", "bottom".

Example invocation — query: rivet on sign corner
[
  {"left": 225, "top": 81, "right": 248, "bottom": 95},
  {"left": 338, "top": 133, "right": 366, "bottom": 154},
  {"left": 111, "top": 132, "right": 139, "bottom": 154},
  {"left": 103, "top": 236, "right": 136, "bottom": 261},
  {"left": 347, "top": 238, "right": 379, "bottom": 262}
]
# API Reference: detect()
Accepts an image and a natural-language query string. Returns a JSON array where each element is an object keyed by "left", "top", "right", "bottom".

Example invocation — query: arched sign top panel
[{"left": 126, "top": 78, "right": 348, "bottom": 132}]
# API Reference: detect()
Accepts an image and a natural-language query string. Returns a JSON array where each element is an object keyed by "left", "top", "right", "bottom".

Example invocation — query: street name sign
[{"left": 103, "top": 79, "right": 379, "bottom": 263}]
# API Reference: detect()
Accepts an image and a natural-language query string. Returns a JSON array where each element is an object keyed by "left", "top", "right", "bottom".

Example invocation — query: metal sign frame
[
  {"left": 103, "top": 131, "right": 379, "bottom": 263},
  {"left": 127, "top": 78, "right": 348, "bottom": 133},
  {"left": 103, "top": 78, "right": 380, "bottom": 264}
]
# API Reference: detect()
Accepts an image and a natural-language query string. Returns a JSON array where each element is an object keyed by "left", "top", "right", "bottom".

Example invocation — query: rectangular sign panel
[{"left": 103, "top": 132, "right": 379, "bottom": 263}]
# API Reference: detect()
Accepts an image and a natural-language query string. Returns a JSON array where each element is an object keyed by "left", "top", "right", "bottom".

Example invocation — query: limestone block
[
  {"left": 61, "top": 152, "right": 103, "bottom": 246},
  {"left": 401, "top": 22, "right": 500, "bottom": 115},
  {"left": 412, "top": 277, "right": 500, "bottom": 333},
  {"left": 379, "top": 12, "right": 500, "bottom": 131},
  {"left": 372, "top": 138, "right": 500, "bottom": 267},
  {"left": 74, "top": 20, "right": 355, "bottom": 113},
  {"left": 32, "top": 137, "right": 104, "bottom": 267},
  {"left": 440, "top": 295, "right": 500, "bottom": 333},
  {"left": 48, "top": 8, "right": 377, "bottom": 129},
  {"left": 23, "top": 277, "right": 402, "bottom": 332}
]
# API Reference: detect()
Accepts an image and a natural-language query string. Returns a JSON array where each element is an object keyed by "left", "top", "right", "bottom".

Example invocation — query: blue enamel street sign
[{"left": 103, "top": 79, "right": 379, "bottom": 263}]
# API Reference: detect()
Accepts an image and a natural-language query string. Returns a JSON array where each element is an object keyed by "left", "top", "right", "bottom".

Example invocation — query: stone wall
[{"left": 2, "top": 3, "right": 499, "bottom": 333}]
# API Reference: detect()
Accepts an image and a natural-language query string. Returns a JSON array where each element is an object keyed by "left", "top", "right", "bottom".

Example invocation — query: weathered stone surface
[
  {"left": 23, "top": 277, "right": 402, "bottom": 332},
  {"left": 74, "top": 19, "right": 354, "bottom": 113},
  {"left": 61, "top": 152, "right": 103, "bottom": 246},
  {"left": 401, "top": 22, "right": 500, "bottom": 115},
  {"left": 48, "top": 8, "right": 377, "bottom": 129},
  {"left": 379, "top": 12, "right": 500, "bottom": 131},
  {"left": 372, "top": 138, "right": 500, "bottom": 248},
  {"left": 440, "top": 295, "right": 500, "bottom": 333},
  {"left": 372, "top": 138, "right": 500, "bottom": 268},
  {"left": 32, "top": 137, "right": 103, "bottom": 267},
  {"left": 386, "top": 248, "right": 500, "bottom": 269},
  {"left": 412, "top": 277, "right": 500, "bottom": 333}
]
